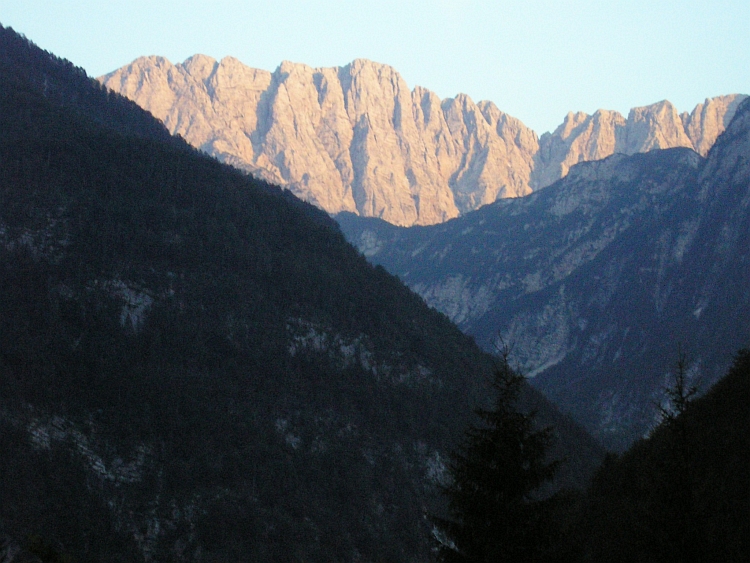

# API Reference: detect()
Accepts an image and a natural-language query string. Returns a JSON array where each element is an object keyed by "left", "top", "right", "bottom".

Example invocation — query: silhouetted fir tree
[
  {"left": 433, "top": 352, "right": 560, "bottom": 562},
  {"left": 656, "top": 347, "right": 699, "bottom": 428},
  {"left": 580, "top": 348, "right": 750, "bottom": 562},
  {"left": 644, "top": 350, "right": 702, "bottom": 562}
]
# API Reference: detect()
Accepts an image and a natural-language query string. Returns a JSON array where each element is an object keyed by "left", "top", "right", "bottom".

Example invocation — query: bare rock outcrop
[
  {"left": 101, "top": 56, "right": 537, "bottom": 225},
  {"left": 532, "top": 109, "right": 626, "bottom": 189},
  {"left": 620, "top": 100, "right": 694, "bottom": 153},
  {"left": 100, "top": 57, "right": 745, "bottom": 225},
  {"left": 531, "top": 96, "right": 747, "bottom": 191},
  {"left": 681, "top": 93, "right": 748, "bottom": 156}
]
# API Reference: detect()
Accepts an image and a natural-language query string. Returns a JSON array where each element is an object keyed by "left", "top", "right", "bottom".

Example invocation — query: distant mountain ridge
[
  {"left": 100, "top": 55, "right": 745, "bottom": 225},
  {"left": 337, "top": 97, "right": 750, "bottom": 450},
  {"left": 533, "top": 95, "right": 745, "bottom": 189}
]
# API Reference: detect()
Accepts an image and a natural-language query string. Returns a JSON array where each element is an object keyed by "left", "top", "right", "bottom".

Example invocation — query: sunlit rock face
[
  {"left": 101, "top": 57, "right": 537, "bottom": 226},
  {"left": 532, "top": 109, "right": 628, "bottom": 189},
  {"left": 531, "top": 95, "right": 747, "bottom": 190},
  {"left": 681, "top": 94, "right": 749, "bottom": 156},
  {"left": 101, "top": 57, "right": 745, "bottom": 226}
]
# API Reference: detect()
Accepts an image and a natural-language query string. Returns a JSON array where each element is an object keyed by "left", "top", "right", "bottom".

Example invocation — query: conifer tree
[
  {"left": 433, "top": 353, "right": 560, "bottom": 562},
  {"left": 656, "top": 347, "right": 699, "bottom": 427}
]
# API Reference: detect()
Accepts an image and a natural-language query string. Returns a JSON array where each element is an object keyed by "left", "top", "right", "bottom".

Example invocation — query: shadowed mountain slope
[
  {"left": 0, "top": 25, "right": 603, "bottom": 562},
  {"left": 338, "top": 98, "right": 750, "bottom": 450},
  {"left": 576, "top": 349, "right": 750, "bottom": 561}
]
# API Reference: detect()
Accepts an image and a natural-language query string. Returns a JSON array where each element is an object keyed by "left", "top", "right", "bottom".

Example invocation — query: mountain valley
[
  {"left": 1, "top": 21, "right": 748, "bottom": 562},
  {"left": 339, "top": 98, "right": 750, "bottom": 449},
  {"left": 0, "top": 25, "right": 605, "bottom": 562}
]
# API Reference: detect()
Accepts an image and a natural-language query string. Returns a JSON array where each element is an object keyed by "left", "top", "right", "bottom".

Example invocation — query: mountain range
[
  {"left": 2, "top": 22, "right": 749, "bottom": 562},
  {"left": 0, "top": 24, "right": 604, "bottom": 563},
  {"left": 100, "top": 55, "right": 746, "bottom": 226},
  {"left": 338, "top": 97, "right": 750, "bottom": 450}
]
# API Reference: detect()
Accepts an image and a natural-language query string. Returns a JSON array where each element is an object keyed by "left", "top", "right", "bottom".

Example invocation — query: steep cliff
[
  {"left": 101, "top": 56, "right": 537, "bottom": 225},
  {"left": 101, "top": 56, "right": 745, "bottom": 226},
  {"left": 532, "top": 95, "right": 747, "bottom": 189}
]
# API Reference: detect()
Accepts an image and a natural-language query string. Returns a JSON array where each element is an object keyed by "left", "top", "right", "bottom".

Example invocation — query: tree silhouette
[
  {"left": 657, "top": 346, "right": 699, "bottom": 427},
  {"left": 432, "top": 351, "right": 560, "bottom": 562}
]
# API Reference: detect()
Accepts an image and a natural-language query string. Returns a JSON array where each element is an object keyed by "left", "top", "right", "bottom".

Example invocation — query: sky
[{"left": 1, "top": 0, "right": 748, "bottom": 133}]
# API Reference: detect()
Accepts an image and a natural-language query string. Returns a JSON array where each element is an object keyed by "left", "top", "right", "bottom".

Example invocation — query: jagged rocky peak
[
  {"left": 531, "top": 95, "right": 746, "bottom": 192},
  {"left": 699, "top": 96, "right": 750, "bottom": 190},
  {"left": 100, "top": 58, "right": 746, "bottom": 226},
  {"left": 682, "top": 93, "right": 749, "bottom": 156},
  {"left": 100, "top": 56, "right": 538, "bottom": 226},
  {"left": 181, "top": 53, "right": 218, "bottom": 82},
  {"left": 621, "top": 99, "right": 693, "bottom": 153},
  {"left": 532, "top": 109, "right": 627, "bottom": 189}
]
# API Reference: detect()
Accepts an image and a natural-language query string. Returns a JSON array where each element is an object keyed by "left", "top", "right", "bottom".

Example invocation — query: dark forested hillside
[
  {"left": 574, "top": 349, "right": 750, "bottom": 562},
  {"left": 0, "top": 25, "right": 604, "bottom": 562}
]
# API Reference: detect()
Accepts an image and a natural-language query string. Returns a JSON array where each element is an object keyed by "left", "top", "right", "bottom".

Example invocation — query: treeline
[
  {"left": 0, "top": 24, "right": 186, "bottom": 147},
  {"left": 573, "top": 349, "right": 749, "bottom": 562}
]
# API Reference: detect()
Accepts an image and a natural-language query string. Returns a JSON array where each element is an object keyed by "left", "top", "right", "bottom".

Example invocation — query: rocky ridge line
[{"left": 100, "top": 56, "right": 746, "bottom": 226}]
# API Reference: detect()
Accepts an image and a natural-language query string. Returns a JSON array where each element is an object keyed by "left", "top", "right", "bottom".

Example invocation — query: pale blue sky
[{"left": 1, "top": 0, "right": 747, "bottom": 133}]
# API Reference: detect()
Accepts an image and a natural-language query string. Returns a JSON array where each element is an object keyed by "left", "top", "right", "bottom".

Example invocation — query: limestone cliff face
[
  {"left": 532, "top": 109, "right": 627, "bottom": 189},
  {"left": 620, "top": 100, "right": 694, "bottom": 153},
  {"left": 531, "top": 96, "right": 747, "bottom": 190},
  {"left": 682, "top": 94, "right": 749, "bottom": 156},
  {"left": 101, "top": 56, "right": 537, "bottom": 225},
  {"left": 101, "top": 56, "right": 745, "bottom": 225}
]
